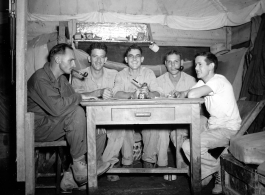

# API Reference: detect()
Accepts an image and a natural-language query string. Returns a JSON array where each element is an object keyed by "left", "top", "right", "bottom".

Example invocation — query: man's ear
[
  {"left": 55, "top": 56, "right": 61, "bottom": 64},
  {"left": 141, "top": 56, "right": 144, "bottom": 63},
  {"left": 87, "top": 56, "right": 91, "bottom": 63},
  {"left": 125, "top": 57, "right": 128, "bottom": 63},
  {"left": 104, "top": 57, "right": 108, "bottom": 63},
  {"left": 209, "top": 62, "right": 215, "bottom": 71}
]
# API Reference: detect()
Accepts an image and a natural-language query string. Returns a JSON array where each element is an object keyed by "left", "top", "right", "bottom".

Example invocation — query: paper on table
[{"left": 82, "top": 96, "right": 100, "bottom": 101}]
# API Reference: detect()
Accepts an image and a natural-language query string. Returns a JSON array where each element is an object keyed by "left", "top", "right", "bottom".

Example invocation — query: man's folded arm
[{"left": 29, "top": 79, "right": 82, "bottom": 117}]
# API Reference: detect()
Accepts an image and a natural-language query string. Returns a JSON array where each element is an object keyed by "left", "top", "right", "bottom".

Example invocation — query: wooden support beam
[
  {"left": 58, "top": 21, "right": 68, "bottom": 43},
  {"left": 16, "top": 0, "right": 27, "bottom": 182},
  {"left": 69, "top": 19, "right": 77, "bottom": 45},
  {"left": 225, "top": 27, "right": 232, "bottom": 51}
]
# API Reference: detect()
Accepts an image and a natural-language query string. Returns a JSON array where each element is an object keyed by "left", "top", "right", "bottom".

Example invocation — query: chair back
[{"left": 235, "top": 100, "right": 265, "bottom": 138}]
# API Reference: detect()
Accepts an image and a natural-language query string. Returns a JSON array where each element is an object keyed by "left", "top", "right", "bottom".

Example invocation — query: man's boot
[
  {"left": 212, "top": 171, "right": 222, "bottom": 194},
  {"left": 60, "top": 170, "right": 86, "bottom": 193},
  {"left": 143, "top": 161, "right": 154, "bottom": 168},
  {"left": 71, "top": 157, "right": 111, "bottom": 185}
]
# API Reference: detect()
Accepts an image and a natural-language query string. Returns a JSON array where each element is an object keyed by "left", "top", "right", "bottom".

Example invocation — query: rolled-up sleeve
[
  {"left": 71, "top": 76, "right": 86, "bottom": 93},
  {"left": 112, "top": 72, "right": 124, "bottom": 96},
  {"left": 146, "top": 70, "right": 163, "bottom": 95}
]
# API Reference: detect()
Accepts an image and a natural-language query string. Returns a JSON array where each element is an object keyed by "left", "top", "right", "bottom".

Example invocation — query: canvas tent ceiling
[{"left": 28, "top": 0, "right": 265, "bottom": 30}]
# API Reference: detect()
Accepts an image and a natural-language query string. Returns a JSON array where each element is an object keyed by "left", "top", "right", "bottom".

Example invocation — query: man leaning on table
[
  {"left": 174, "top": 52, "right": 241, "bottom": 194},
  {"left": 112, "top": 44, "right": 163, "bottom": 170},
  {"left": 27, "top": 43, "right": 111, "bottom": 193},
  {"left": 71, "top": 42, "right": 125, "bottom": 183}
]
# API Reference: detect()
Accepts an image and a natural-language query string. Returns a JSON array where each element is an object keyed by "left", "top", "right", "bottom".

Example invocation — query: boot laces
[{"left": 215, "top": 171, "right": 221, "bottom": 184}]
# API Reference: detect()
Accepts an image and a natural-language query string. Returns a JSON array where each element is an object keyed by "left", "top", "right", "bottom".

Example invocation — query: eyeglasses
[
  {"left": 166, "top": 61, "right": 180, "bottom": 66},
  {"left": 127, "top": 54, "right": 142, "bottom": 59}
]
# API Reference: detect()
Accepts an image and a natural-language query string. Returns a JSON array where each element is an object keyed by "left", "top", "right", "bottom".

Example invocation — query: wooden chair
[
  {"left": 232, "top": 99, "right": 265, "bottom": 139},
  {"left": 25, "top": 113, "right": 67, "bottom": 195}
]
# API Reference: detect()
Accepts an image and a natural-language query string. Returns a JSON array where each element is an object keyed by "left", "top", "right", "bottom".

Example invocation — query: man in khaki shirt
[
  {"left": 72, "top": 43, "right": 119, "bottom": 169},
  {"left": 155, "top": 50, "right": 196, "bottom": 169},
  {"left": 113, "top": 44, "right": 162, "bottom": 169}
]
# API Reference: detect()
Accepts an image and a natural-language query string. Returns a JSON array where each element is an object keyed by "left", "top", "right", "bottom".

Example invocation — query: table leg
[
  {"left": 86, "top": 107, "right": 98, "bottom": 191},
  {"left": 190, "top": 104, "right": 201, "bottom": 195}
]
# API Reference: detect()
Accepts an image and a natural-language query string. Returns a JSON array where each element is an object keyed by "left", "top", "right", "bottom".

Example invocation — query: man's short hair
[
  {"left": 195, "top": 51, "right": 218, "bottom": 72},
  {"left": 88, "top": 42, "right": 108, "bottom": 55},
  {"left": 125, "top": 44, "right": 143, "bottom": 57},
  {"left": 48, "top": 43, "right": 73, "bottom": 62},
  {"left": 165, "top": 50, "right": 182, "bottom": 61}
]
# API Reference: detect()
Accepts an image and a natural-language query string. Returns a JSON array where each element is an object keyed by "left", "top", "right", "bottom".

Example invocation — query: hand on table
[
  {"left": 102, "top": 88, "right": 113, "bottom": 100},
  {"left": 173, "top": 91, "right": 186, "bottom": 98}
]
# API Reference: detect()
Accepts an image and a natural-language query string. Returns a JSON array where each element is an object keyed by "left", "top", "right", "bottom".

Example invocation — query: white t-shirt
[{"left": 193, "top": 74, "right": 241, "bottom": 130}]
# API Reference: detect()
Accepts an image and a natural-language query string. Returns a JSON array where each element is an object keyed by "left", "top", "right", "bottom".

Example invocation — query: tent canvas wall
[{"left": 15, "top": 0, "right": 265, "bottom": 183}]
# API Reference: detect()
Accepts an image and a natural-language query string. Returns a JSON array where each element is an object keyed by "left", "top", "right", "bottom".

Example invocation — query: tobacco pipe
[
  {"left": 176, "top": 66, "right": 184, "bottom": 71},
  {"left": 72, "top": 69, "right": 88, "bottom": 78}
]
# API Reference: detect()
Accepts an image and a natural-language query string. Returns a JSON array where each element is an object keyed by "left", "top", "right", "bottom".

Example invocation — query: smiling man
[
  {"left": 175, "top": 52, "right": 241, "bottom": 194},
  {"left": 112, "top": 44, "right": 162, "bottom": 170},
  {"left": 71, "top": 42, "right": 126, "bottom": 183},
  {"left": 27, "top": 43, "right": 111, "bottom": 192},
  {"left": 72, "top": 42, "right": 116, "bottom": 99}
]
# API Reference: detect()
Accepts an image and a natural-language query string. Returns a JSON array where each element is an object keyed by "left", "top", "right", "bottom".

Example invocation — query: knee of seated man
[
  {"left": 107, "top": 130, "right": 125, "bottom": 139},
  {"left": 72, "top": 106, "right": 86, "bottom": 122}
]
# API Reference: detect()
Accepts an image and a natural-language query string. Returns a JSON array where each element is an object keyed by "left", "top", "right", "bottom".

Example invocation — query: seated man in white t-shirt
[{"left": 174, "top": 52, "right": 241, "bottom": 194}]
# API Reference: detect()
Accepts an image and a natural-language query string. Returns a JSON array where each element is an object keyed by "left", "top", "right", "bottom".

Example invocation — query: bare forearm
[
  {"left": 174, "top": 90, "right": 190, "bottom": 98},
  {"left": 148, "top": 91, "right": 160, "bottom": 98},
  {"left": 114, "top": 91, "right": 135, "bottom": 99},
  {"left": 81, "top": 89, "right": 103, "bottom": 98}
]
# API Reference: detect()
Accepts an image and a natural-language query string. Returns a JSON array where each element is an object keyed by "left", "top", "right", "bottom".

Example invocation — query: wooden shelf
[{"left": 74, "top": 40, "right": 152, "bottom": 48}]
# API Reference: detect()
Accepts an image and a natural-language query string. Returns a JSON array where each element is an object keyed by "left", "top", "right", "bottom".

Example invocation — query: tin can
[{"left": 138, "top": 93, "right": 146, "bottom": 99}]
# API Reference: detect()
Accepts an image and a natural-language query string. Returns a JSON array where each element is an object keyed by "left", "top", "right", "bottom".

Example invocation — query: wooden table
[{"left": 81, "top": 98, "right": 204, "bottom": 195}]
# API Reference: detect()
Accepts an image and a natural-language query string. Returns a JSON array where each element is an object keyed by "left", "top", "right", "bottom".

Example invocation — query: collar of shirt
[
  {"left": 43, "top": 62, "right": 62, "bottom": 90},
  {"left": 127, "top": 66, "right": 144, "bottom": 77},
  {"left": 86, "top": 66, "right": 107, "bottom": 88},
  {"left": 165, "top": 71, "right": 183, "bottom": 90}
]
